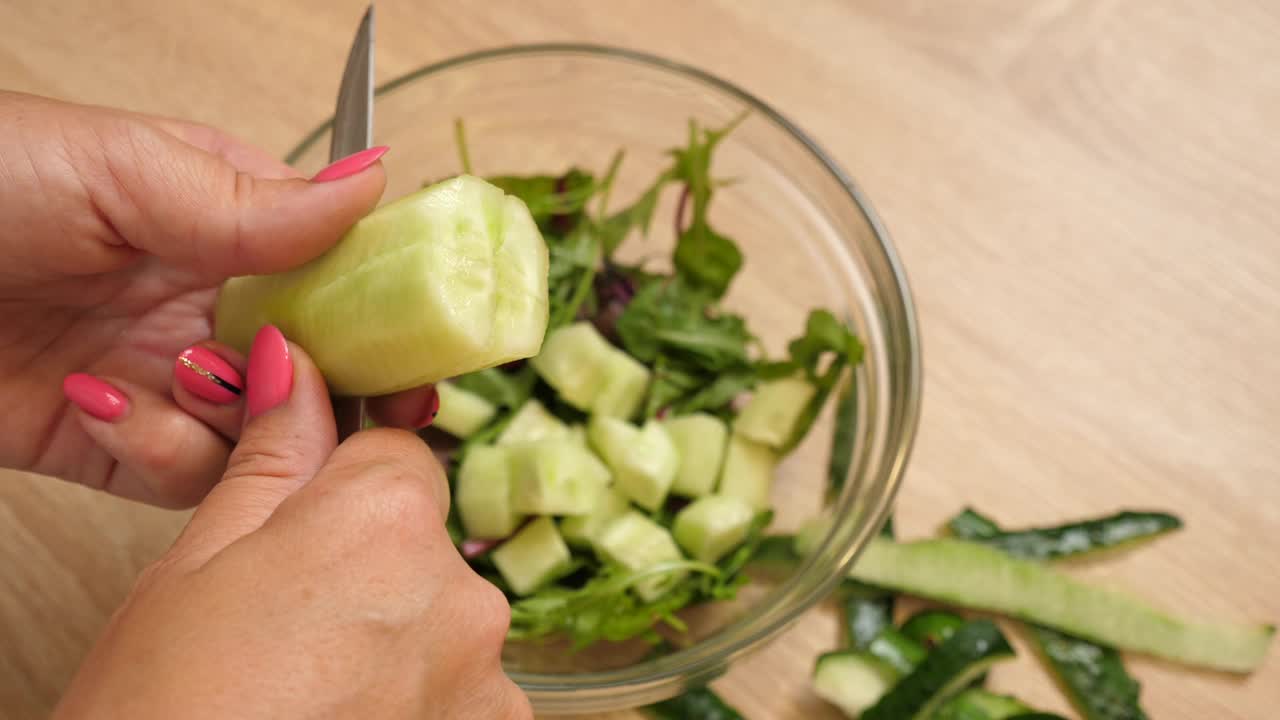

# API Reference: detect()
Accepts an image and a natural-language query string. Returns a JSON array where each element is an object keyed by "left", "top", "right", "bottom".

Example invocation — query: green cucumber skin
[
  {"left": 948, "top": 509, "right": 1183, "bottom": 561},
  {"left": 867, "top": 627, "right": 928, "bottom": 675},
  {"left": 1032, "top": 625, "right": 1149, "bottom": 720},
  {"left": 643, "top": 686, "right": 743, "bottom": 720},
  {"left": 933, "top": 689, "right": 1033, "bottom": 720},
  {"left": 844, "top": 594, "right": 894, "bottom": 651},
  {"left": 861, "top": 620, "right": 1015, "bottom": 720},
  {"left": 900, "top": 609, "right": 966, "bottom": 650},
  {"left": 1006, "top": 715, "right": 1070, "bottom": 720},
  {"left": 843, "top": 538, "right": 1274, "bottom": 673}
]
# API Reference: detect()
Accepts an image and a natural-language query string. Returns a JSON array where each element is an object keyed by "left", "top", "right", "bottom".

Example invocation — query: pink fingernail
[
  {"left": 175, "top": 345, "right": 243, "bottom": 405},
  {"left": 311, "top": 146, "right": 390, "bottom": 182},
  {"left": 63, "top": 374, "right": 129, "bottom": 422},
  {"left": 246, "top": 326, "right": 292, "bottom": 419},
  {"left": 414, "top": 386, "right": 441, "bottom": 429}
]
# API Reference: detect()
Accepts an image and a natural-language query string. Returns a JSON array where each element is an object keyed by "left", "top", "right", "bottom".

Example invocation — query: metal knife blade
[{"left": 330, "top": 4, "right": 375, "bottom": 440}]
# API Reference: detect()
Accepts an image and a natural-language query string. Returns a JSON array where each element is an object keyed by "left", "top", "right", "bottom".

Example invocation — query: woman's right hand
[{"left": 52, "top": 326, "right": 531, "bottom": 720}]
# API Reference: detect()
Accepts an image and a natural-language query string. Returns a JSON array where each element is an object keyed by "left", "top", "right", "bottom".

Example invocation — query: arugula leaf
[
  {"left": 506, "top": 559, "right": 721, "bottom": 648},
  {"left": 599, "top": 167, "right": 676, "bottom": 256},
  {"left": 616, "top": 278, "right": 755, "bottom": 371},
  {"left": 825, "top": 369, "right": 859, "bottom": 501},
  {"left": 672, "top": 370, "right": 756, "bottom": 416},
  {"left": 451, "top": 366, "right": 537, "bottom": 409},
  {"left": 772, "top": 309, "right": 867, "bottom": 453},
  {"left": 668, "top": 115, "right": 747, "bottom": 297}
]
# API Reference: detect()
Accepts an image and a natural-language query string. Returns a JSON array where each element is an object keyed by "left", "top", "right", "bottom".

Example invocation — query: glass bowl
[{"left": 288, "top": 44, "right": 921, "bottom": 715}]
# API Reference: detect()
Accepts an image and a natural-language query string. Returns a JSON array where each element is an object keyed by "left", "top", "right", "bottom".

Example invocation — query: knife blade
[{"left": 330, "top": 4, "right": 375, "bottom": 440}]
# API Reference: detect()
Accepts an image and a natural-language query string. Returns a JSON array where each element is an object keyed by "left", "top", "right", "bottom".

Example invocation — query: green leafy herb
[
  {"left": 487, "top": 168, "right": 598, "bottom": 234},
  {"left": 507, "top": 560, "right": 721, "bottom": 648},
  {"left": 451, "top": 367, "right": 536, "bottom": 409},
  {"left": 668, "top": 115, "right": 748, "bottom": 297}
]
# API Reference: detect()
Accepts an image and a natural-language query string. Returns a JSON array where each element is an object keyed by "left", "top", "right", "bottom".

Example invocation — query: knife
[{"left": 330, "top": 4, "right": 375, "bottom": 440}]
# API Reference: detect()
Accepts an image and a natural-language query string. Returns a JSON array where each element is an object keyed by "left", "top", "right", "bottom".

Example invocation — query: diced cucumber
[
  {"left": 567, "top": 423, "right": 588, "bottom": 446},
  {"left": 215, "top": 175, "right": 549, "bottom": 396},
  {"left": 509, "top": 439, "right": 610, "bottom": 516},
  {"left": 490, "top": 517, "right": 572, "bottom": 596},
  {"left": 812, "top": 650, "right": 898, "bottom": 718},
  {"left": 716, "top": 434, "right": 777, "bottom": 510},
  {"left": 433, "top": 381, "right": 497, "bottom": 437},
  {"left": 496, "top": 399, "right": 569, "bottom": 446},
  {"left": 560, "top": 487, "right": 632, "bottom": 548},
  {"left": 588, "top": 416, "right": 678, "bottom": 511},
  {"left": 867, "top": 627, "right": 929, "bottom": 675},
  {"left": 595, "top": 511, "right": 686, "bottom": 601},
  {"left": 733, "top": 374, "right": 815, "bottom": 449},
  {"left": 455, "top": 445, "right": 521, "bottom": 538},
  {"left": 672, "top": 494, "right": 756, "bottom": 563},
  {"left": 803, "top": 533, "right": 1276, "bottom": 673},
  {"left": 664, "top": 413, "right": 728, "bottom": 497},
  {"left": 861, "top": 620, "right": 1015, "bottom": 720},
  {"left": 934, "top": 689, "right": 1034, "bottom": 720},
  {"left": 530, "top": 322, "right": 612, "bottom": 410},
  {"left": 591, "top": 347, "right": 650, "bottom": 419}
]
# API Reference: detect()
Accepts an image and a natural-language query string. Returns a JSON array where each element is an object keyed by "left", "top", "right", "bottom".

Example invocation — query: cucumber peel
[
  {"left": 807, "top": 533, "right": 1275, "bottom": 673},
  {"left": 215, "top": 175, "right": 549, "bottom": 395}
]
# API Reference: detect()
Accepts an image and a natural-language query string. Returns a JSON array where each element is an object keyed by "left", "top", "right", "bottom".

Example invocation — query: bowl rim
[{"left": 288, "top": 41, "right": 922, "bottom": 704}]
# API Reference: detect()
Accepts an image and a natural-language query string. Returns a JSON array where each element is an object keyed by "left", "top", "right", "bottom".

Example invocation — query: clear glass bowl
[{"left": 288, "top": 44, "right": 921, "bottom": 715}]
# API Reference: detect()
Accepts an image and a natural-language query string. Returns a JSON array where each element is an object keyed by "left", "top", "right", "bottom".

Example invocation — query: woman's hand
[
  {"left": 53, "top": 328, "right": 530, "bottom": 720},
  {"left": 0, "top": 90, "right": 434, "bottom": 506}
]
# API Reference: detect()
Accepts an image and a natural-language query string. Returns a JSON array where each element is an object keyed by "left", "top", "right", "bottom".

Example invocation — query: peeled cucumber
[
  {"left": 497, "top": 399, "right": 569, "bottom": 446},
  {"left": 434, "top": 382, "right": 497, "bottom": 437},
  {"left": 588, "top": 416, "right": 678, "bottom": 511},
  {"left": 672, "top": 494, "right": 756, "bottom": 563},
  {"left": 595, "top": 511, "right": 686, "bottom": 602},
  {"left": 664, "top": 413, "right": 728, "bottom": 497},
  {"left": 560, "top": 487, "right": 632, "bottom": 548},
  {"left": 734, "top": 374, "right": 816, "bottom": 448},
  {"left": 717, "top": 434, "right": 777, "bottom": 510},
  {"left": 215, "top": 175, "right": 549, "bottom": 396},
  {"left": 455, "top": 445, "right": 521, "bottom": 539},
  {"left": 491, "top": 517, "right": 573, "bottom": 596},
  {"left": 591, "top": 349, "right": 650, "bottom": 419},
  {"left": 509, "top": 438, "right": 611, "bottom": 516}
]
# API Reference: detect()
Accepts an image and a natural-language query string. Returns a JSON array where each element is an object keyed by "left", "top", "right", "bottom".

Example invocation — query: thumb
[
  {"left": 170, "top": 325, "right": 337, "bottom": 567},
  {"left": 91, "top": 110, "right": 387, "bottom": 277}
]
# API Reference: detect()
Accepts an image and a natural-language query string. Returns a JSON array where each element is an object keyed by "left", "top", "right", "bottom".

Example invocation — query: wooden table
[{"left": 2, "top": 2, "right": 1277, "bottom": 718}]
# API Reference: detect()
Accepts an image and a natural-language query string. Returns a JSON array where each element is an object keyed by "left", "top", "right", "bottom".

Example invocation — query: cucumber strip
[
  {"left": 812, "top": 535, "right": 1275, "bottom": 673},
  {"left": 433, "top": 382, "right": 498, "bottom": 438},
  {"left": 933, "top": 689, "right": 1033, "bottom": 720},
  {"left": 861, "top": 620, "right": 1015, "bottom": 720},
  {"left": 1032, "top": 625, "right": 1149, "bottom": 720},
  {"left": 947, "top": 509, "right": 1184, "bottom": 561},
  {"left": 867, "top": 627, "right": 928, "bottom": 675},
  {"left": 215, "top": 175, "right": 549, "bottom": 396},
  {"left": 901, "top": 609, "right": 967, "bottom": 650},
  {"left": 643, "top": 686, "right": 744, "bottom": 720},
  {"left": 812, "top": 650, "right": 900, "bottom": 718}
]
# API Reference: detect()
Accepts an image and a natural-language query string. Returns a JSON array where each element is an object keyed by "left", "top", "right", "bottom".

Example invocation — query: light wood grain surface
[{"left": 2, "top": 1, "right": 1278, "bottom": 718}]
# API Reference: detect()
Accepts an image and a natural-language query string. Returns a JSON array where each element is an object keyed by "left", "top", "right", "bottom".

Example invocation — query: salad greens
[{"left": 438, "top": 116, "right": 867, "bottom": 651}]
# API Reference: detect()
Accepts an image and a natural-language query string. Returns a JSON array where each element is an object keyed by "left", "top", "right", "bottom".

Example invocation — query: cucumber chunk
[
  {"left": 812, "top": 650, "right": 899, "bottom": 718},
  {"left": 804, "top": 533, "right": 1276, "bottom": 673},
  {"left": 588, "top": 416, "right": 678, "bottom": 511},
  {"left": 672, "top": 494, "right": 756, "bottom": 563},
  {"left": 455, "top": 445, "right": 521, "bottom": 539},
  {"left": 733, "top": 374, "right": 815, "bottom": 448},
  {"left": 664, "top": 413, "right": 728, "bottom": 497},
  {"left": 560, "top": 487, "right": 632, "bottom": 548},
  {"left": 861, "top": 620, "right": 1015, "bottom": 720},
  {"left": 595, "top": 511, "right": 686, "bottom": 601},
  {"left": 509, "top": 439, "right": 610, "bottom": 516},
  {"left": 530, "top": 322, "right": 612, "bottom": 410},
  {"left": 434, "top": 381, "right": 497, "bottom": 438},
  {"left": 591, "top": 348, "right": 650, "bottom": 419},
  {"left": 496, "top": 399, "right": 569, "bottom": 446},
  {"left": 716, "top": 434, "right": 777, "bottom": 510},
  {"left": 490, "top": 517, "right": 573, "bottom": 596},
  {"left": 215, "top": 175, "right": 549, "bottom": 396}
]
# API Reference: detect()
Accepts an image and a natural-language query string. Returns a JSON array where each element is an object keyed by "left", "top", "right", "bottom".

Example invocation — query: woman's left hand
[{"left": 0, "top": 90, "right": 432, "bottom": 507}]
